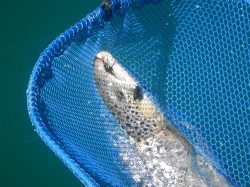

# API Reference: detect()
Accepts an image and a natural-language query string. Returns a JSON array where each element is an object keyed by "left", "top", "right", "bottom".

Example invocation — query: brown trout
[{"left": 93, "top": 51, "right": 230, "bottom": 187}]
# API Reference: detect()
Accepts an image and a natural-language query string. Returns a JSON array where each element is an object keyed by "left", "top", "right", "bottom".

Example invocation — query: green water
[{"left": 0, "top": 1, "right": 100, "bottom": 186}]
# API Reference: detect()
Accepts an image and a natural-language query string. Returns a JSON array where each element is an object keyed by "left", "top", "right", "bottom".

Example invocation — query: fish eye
[
  {"left": 103, "top": 59, "right": 116, "bottom": 76},
  {"left": 102, "top": 56, "right": 115, "bottom": 70},
  {"left": 133, "top": 86, "right": 143, "bottom": 101},
  {"left": 104, "top": 63, "right": 113, "bottom": 73}
]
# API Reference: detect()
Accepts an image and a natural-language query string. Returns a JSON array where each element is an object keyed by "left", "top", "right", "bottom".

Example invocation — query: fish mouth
[{"left": 95, "top": 52, "right": 137, "bottom": 90}]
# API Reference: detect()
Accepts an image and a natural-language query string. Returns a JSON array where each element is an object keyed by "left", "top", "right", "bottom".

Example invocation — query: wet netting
[{"left": 27, "top": 0, "right": 249, "bottom": 186}]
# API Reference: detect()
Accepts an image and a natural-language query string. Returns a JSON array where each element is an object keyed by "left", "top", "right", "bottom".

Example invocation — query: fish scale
[{"left": 93, "top": 51, "right": 230, "bottom": 187}]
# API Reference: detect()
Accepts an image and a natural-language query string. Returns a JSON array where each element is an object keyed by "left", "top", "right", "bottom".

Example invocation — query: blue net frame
[{"left": 27, "top": 0, "right": 249, "bottom": 186}]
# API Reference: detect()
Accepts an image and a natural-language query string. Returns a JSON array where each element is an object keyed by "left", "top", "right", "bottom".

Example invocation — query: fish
[{"left": 93, "top": 51, "right": 230, "bottom": 187}]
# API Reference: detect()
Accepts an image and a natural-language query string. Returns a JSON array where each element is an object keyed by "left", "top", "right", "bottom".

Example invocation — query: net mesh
[{"left": 27, "top": 0, "right": 249, "bottom": 186}]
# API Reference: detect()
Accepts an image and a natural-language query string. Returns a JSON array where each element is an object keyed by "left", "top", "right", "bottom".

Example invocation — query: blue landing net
[{"left": 27, "top": 0, "right": 249, "bottom": 186}]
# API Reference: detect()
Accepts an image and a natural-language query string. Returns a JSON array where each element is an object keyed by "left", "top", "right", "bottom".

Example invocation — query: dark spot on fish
[
  {"left": 157, "top": 146, "right": 161, "bottom": 152},
  {"left": 143, "top": 128, "right": 148, "bottom": 131},
  {"left": 126, "top": 116, "right": 130, "bottom": 120},
  {"left": 115, "top": 91, "right": 125, "bottom": 101},
  {"left": 126, "top": 123, "right": 131, "bottom": 128},
  {"left": 140, "top": 121, "right": 145, "bottom": 125},
  {"left": 133, "top": 86, "right": 143, "bottom": 101}
]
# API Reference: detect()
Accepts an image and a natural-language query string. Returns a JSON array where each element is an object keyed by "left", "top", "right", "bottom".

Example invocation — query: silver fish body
[{"left": 93, "top": 51, "right": 230, "bottom": 187}]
